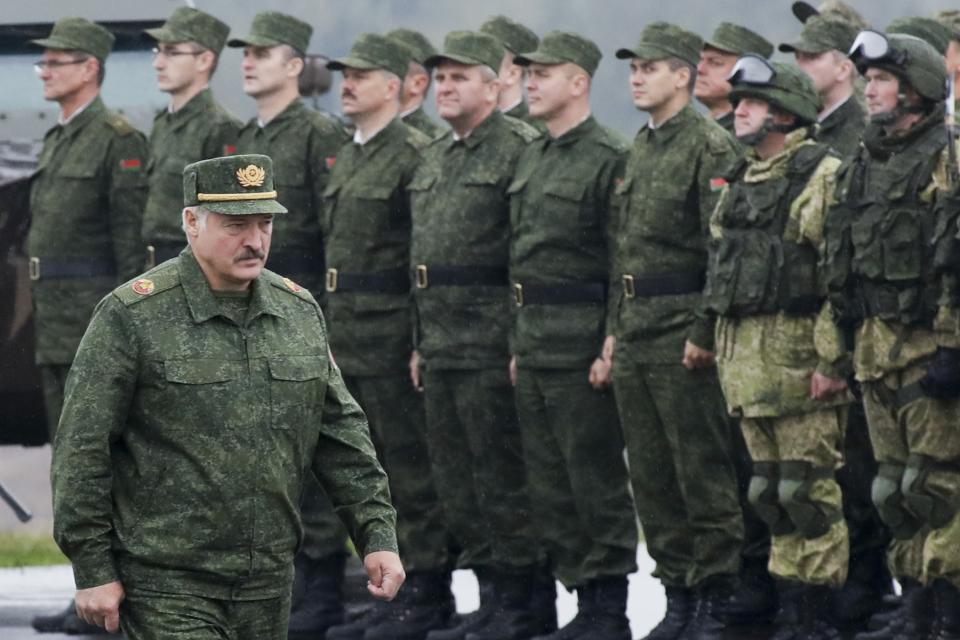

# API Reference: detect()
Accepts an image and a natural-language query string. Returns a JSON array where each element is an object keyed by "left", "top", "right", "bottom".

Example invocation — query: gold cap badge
[
  {"left": 236, "top": 165, "right": 266, "bottom": 188},
  {"left": 132, "top": 278, "right": 155, "bottom": 295}
]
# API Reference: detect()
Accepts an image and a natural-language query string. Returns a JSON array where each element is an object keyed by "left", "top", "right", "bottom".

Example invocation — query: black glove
[{"left": 919, "top": 347, "right": 960, "bottom": 399}]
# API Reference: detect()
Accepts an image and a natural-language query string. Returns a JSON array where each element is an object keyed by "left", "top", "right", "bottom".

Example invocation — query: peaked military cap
[
  {"left": 424, "top": 31, "right": 504, "bottom": 73},
  {"left": 937, "top": 10, "right": 960, "bottom": 41},
  {"left": 704, "top": 22, "right": 774, "bottom": 58},
  {"left": 386, "top": 28, "right": 437, "bottom": 66},
  {"left": 479, "top": 15, "right": 539, "bottom": 54},
  {"left": 616, "top": 22, "right": 702, "bottom": 68},
  {"left": 31, "top": 17, "right": 114, "bottom": 61},
  {"left": 183, "top": 154, "right": 287, "bottom": 216},
  {"left": 327, "top": 33, "right": 410, "bottom": 80},
  {"left": 779, "top": 15, "right": 859, "bottom": 54},
  {"left": 887, "top": 17, "right": 952, "bottom": 56},
  {"left": 227, "top": 11, "right": 312, "bottom": 54},
  {"left": 146, "top": 7, "right": 230, "bottom": 54},
  {"left": 514, "top": 31, "right": 602, "bottom": 77}
]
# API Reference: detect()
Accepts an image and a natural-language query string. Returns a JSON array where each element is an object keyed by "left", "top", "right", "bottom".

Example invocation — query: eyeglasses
[
  {"left": 33, "top": 58, "right": 88, "bottom": 74},
  {"left": 848, "top": 30, "right": 907, "bottom": 68},
  {"left": 152, "top": 47, "right": 204, "bottom": 59},
  {"left": 727, "top": 54, "right": 776, "bottom": 85}
]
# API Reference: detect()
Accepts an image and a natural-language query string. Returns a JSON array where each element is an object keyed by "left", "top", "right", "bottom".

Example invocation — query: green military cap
[
  {"left": 424, "top": 30, "right": 503, "bottom": 74},
  {"left": 385, "top": 28, "right": 437, "bottom": 67},
  {"left": 514, "top": 31, "right": 602, "bottom": 77},
  {"left": 888, "top": 17, "right": 952, "bottom": 56},
  {"left": 779, "top": 15, "right": 859, "bottom": 54},
  {"left": 30, "top": 17, "right": 114, "bottom": 61},
  {"left": 145, "top": 7, "right": 230, "bottom": 54},
  {"left": 937, "top": 10, "right": 960, "bottom": 41},
  {"left": 616, "top": 22, "right": 702, "bottom": 68},
  {"left": 227, "top": 11, "right": 312, "bottom": 54},
  {"left": 704, "top": 22, "right": 774, "bottom": 59},
  {"left": 183, "top": 154, "right": 287, "bottom": 216},
  {"left": 327, "top": 33, "right": 410, "bottom": 80},
  {"left": 479, "top": 15, "right": 539, "bottom": 54}
]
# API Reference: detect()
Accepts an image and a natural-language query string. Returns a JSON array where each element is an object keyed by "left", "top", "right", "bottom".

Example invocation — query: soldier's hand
[
  {"left": 809, "top": 372, "right": 847, "bottom": 401},
  {"left": 409, "top": 351, "right": 424, "bottom": 392},
  {"left": 509, "top": 356, "right": 518, "bottom": 387},
  {"left": 75, "top": 580, "right": 125, "bottom": 633},
  {"left": 601, "top": 335, "right": 616, "bottom": 363},
  {"left": 589, "top": 357, "right": 613, "bottom": 389},
  {"left": 682, "top": 340, "right": 715, "bottom": 370},
  {"left": 364, "top": 551, "right": 405, "bottom": 601}
]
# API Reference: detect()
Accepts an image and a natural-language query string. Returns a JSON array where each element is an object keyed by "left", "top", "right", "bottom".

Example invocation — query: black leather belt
[
  {"left": 513, "top": 281, "right": 606, "bottom": 307},
  {"left": 29, "top": 257, "right": 116, "bottom": 281},
  {"left": 326, "top": 267, "right": 409, "bottom": 294},
  {"left": 267, "top": 252, "right": 325, "bottom": 276},
  {"left": 146, "top": 242, "right": 184, "bottom": 267},
  {"left": 621, "top": 270, "right": 705, "bottom": 299},
  {"left": 414, "top": 264, "right": 509, "bottom": 289}
]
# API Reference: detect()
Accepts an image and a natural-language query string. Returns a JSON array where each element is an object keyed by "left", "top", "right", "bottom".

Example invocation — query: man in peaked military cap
[
  {"left": 226, "top": 12, "right": 351, "bottom": 639},
  {"left": 888, "top": 17, "right": 953, "bottom": 57},
  {"left": 479, "top": 15, "right": 544, "bottom": 129},
  {"left": 696, "top": 22, "right": 774, "bottom": 134},
  {"left": 938, "top": 10, "right": 960, "bottom": 99},
  {"left": 507, "top": 30, "right": 638, "bottom": 640},
  {"left": 51, "top": 153, "right": 403, "bottom": 639},
  {"left": 321, "top": 33, "right": 453, "bottom": 640},
  {"left": 611, "top": 22, "right": 745, "bottom": 640},
  {"left": 142, "top": 6, "right": 240, "bottom": 269},
  {"left": 28, "top": 16, "right": 149, "bottom": 636},
  {"left": 386, "top": 28, "right": 445, "bottom": 138}
]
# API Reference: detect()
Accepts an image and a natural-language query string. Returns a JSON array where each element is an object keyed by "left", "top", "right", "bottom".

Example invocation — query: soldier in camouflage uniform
[
  {"left": 478, "top": 15, "right": 545, "bottom": 131},
  {"left": 27, "top": 18, "right": 149, "bottom": 636},
  {"left": 506, "top": 31, "right": 638, "bottom": 640},
  {"left": 938, "top": 11, "right": 960, "bottom": 103},
  {"left": 409, "top": 31, "right": 549, "bottom": 640},
  {"left": 706, "top": 56, "right": 852, "bottom": 640},
  {"left": 825, "top": 31, "right": 960, "bottom": 639},
  {"left": 141, "top": 6, "right": 240, "bottom": 268},
  {"left": 320, "top": 34, "right": 453, "bottom": 640},
  {"left": 226, "top": 13, "right": 352, "bottom": 638},
  {"left": 51, "top": 154, "right": 404, "bottom": 639},
  {"left": 610, "top": 23, "right": 744, "bottom": 640},
  {"left": 386, "top": 28, "right": 446, "bottom": 138}
]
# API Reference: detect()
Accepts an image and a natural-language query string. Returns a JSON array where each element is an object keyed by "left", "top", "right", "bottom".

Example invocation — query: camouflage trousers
[
  {"left": 121, "top": 587, "right": 290, "bottom": 640},
  {"left": 423, "top": 367, "right": 539, "bottom": 572},
  {"left": 39, "top": 364, "right": 70, "bottom": 440},
  {"left": 613, "top": 360, "right": 743, "bottom": 587},
  {"left": 741, "top": 409, "right": 850, "bottom": 587},
  {"left": 514, "top": 366, "right": 638, "bottom": 588},
  {"left": 862, "top": 359, "right": 960, "bottom": 587}
]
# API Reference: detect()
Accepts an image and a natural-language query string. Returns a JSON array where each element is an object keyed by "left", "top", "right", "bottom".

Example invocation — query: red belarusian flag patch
[
  {"left": 120, "top": 158, "right": 142, "bottom": 171},
  {"left": 325, "top": 157, "right": 337, "bottom": 170},
  {"left": 710, "top": 177, "right": 728, "bottom": 192},
  {"left": 223, "top": 144, "right": 237, "bottom": 155}
]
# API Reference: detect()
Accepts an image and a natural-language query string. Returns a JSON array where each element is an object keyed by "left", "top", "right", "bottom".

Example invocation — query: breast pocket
[
  {"left": 48, "top": 160, "right": 101, "bottom": 213},
  {"left": 162, "top": 359, "right": 245, "bottom": 431},
  {"left": 268, "top": 356, "right": 327, "bottom": 429},
  {"left": 542, "top": 180, "right": 588, "bottom": 226}
]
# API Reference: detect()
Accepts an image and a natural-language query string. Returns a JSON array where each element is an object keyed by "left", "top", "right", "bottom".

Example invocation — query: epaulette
[
  {"left": 113, "top": 267, "right": 180, "bottom": 307},
  {"left": 502, "top": 114, "right": 541, "bottom": 143},
  {"left": 263, "top": 270, "right": 319, "bottom": 307},
  {"left": 427, "top": 129, "right": 452, "bottom": 148},
  {"left": 104, "top": 112, "right": 138, "bottom": 136},
  {"left": 704, "top": 123, "right": 736, "bottom": 156},
  {"left": 594, "top": 125, "right": 630, "bottom": 154},
  {"left": 403, "top": 123, "right": 432, "bottom": 151}
]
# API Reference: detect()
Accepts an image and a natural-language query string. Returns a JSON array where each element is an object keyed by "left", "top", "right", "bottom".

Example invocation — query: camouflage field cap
[
  {"left": 616, "top": 22, "right": 702, "bottom": 67},
  {"left": 227, "top": 11, "right": 312, "bottom": 54},
  {"left": 704, "top": 22, "right": 774, "bottom": 58},
  {"left": 479, "top": 15, "right": 539, "bottom": 54},
  {"left": 937, "top": 10, "right": 960, "bottom": 41},
  {"left": 183, "top": 154, "right": 287, "bottom": 216},
  {"left": 327, "top": 33, "right": 410, "bottom": 79},
  {"left": 386, "top": 28, "right": 438, "bottom": 66},
  {"left": 779, "top": 15, "right": 859, "bottom": 54},
  {"left": 887, "top": 17, "right": 952, "bottom": 56},
  {"left": 145, "top": 7, "right": 230, "bottom": 54},
  {"left": 424, "top": 31, "right": 504, "bottom": 73},
  {"left": 514, "top": 31, "right": 602, "bottom": 77},
  {"left": 31, "top": 17, "right": 114, "bottom": 61}
]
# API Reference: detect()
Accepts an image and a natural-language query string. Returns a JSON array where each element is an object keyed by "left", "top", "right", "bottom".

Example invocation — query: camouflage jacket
[
  {"left": 402, "top": 106, "right": 445, "bottom": 139},
  {"left": 816, "top": 96, "right": 866, "bottom": 159},
  {"left": 142, "top": 89, "right": 240, "bottom": 246},
  {"left": 504, "top": 100, "right": 547, "bottom": 133},
  {"left": 28, "top": 96, "right": 149, "bottom": 364},
  {"left": 321, "top": 118, "right": 428, "bottom": 376},
  {"left": 509, "top": 116, "right": 628, "bottom": 369},
  {"left": 612, "top": 103, "right": 739, "bottom": 363},
  {"left": 410, "top": 110, "right": 539, "bottom": 369},
  {"left": 51, "top": 248, "right": 396, "bottom": 598}
]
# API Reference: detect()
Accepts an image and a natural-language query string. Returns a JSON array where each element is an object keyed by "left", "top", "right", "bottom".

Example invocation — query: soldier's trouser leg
[
  {"left": 423, "top": 367, "right": 538, "bottom": 572},
  {"left": 613, "top": 359, "right": 743, "bottom": 587},
  {"left": 121, "top": 588, "right": 291, "bottom": 640},
  {"left": 740, "top": 410, "right": 849, "bottom": 587},
  {"left": 862, "top": 360, "right": 960, "bottom": 587},
  {"left": 730, "top": 416, "right": 773, "bottom": 562},
  {"left": 345, "top": 374, "right": 450, "bottom": 572},
  {"left": 514, "top": 367, "right": 638, "bottom": 589},
  {"left": 39, "top": 364, "right": 70, "bottom": 440}
]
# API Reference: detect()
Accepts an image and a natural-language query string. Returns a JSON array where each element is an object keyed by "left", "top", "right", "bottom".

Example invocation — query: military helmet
[
  {"left": 848, "top": 30, "right": 947, "bottom": 101},
  {"left": 727, "top": 55, "right": 821, "bottom": 124}
]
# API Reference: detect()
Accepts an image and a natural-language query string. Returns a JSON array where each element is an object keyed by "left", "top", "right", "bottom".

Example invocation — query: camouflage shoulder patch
[
  {"left": 104, "top": 112, "right": 138, "bottom": 136},
  {"left": 263, "top": 269, "right": 318, "bottom": 306},
  {"left": 502, "top": 114, "right": 542, "bottom": 143},
  {"left": 403, "top": 123, "right": 432, "bottom": 152},
  {"left": 113, "top": 269, "right": 180, "bottom": 307}
]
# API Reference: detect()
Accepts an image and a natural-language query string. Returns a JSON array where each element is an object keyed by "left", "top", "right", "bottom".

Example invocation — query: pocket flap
[
  {"left": 268, "top": 356, "right": 326, "bottom": 381},
  {"left": 358, "top": 185, "right": 394, "bottom": 200},
  {"left": 506, "top": 177, "right": 528, "bottom": 195},
  {"left": 543, "top": 181, "right": 587, "bottom": 201},
  {"left": 164, "top": 359, "right": 242, "bottom": 384},
  {"left": 408, "top": 173, "right": 438, "bottom": 192}
]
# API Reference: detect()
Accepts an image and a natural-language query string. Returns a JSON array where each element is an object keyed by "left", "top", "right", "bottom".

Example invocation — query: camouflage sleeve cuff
[
  {"left": 357, "top": 523, "right": 399, "bottom": 558},
  {"left": 687, "top": 314, "right": 716, "bottom": 352},
  {"left": 934, "top": 306, "right": 960, "bottom": 349},
  {"left": 71, "top": 553, "right": 120, "bottom": 591}
]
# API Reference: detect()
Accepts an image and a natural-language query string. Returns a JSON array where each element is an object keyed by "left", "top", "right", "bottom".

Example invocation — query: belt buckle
[
  {"left": 146, "top": 245, "right": 156, "bottom": 269},
  {"left": 29, "top": 257, "right": 40, "bottom": 281},
  {"left": 622, "top": 274, "right": 635, "bottom": 299},
  {"left": 513, "top": 283, "right": 524, "bottom": 307},
  {"left": 325, "top": 268, "right": 338, "bottom": 293},
  {"left": 415, "top": 265, "right": 429, "bottom": 289}
]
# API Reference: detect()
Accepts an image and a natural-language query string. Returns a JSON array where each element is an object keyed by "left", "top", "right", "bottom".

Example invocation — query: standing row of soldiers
[{"left": 24, "top": 2, "right": 960, "bottom": 640}]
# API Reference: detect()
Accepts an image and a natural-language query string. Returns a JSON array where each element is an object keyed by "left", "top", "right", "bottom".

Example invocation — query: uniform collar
[
  {"left": 179, "top": 247, "right": 286, "bottom": 325},
  {"left": 547, "top": 114, "right": 595, "bottom": 147},
  {"left": 639, "top": 102, "right": 695, "bottom": 146},
  {"left": 818, "top": 95, "right": 863, "bottom": 135},
  {"left": 167, "top": 87, "right": 214, "bottom": 117},
  {"left": 352, "top": 116, "right": 405, "bottom": 155},
  {"left": 58, "top": 95, "right": 104, "bottom": 135},
  {"left": 744, "top": 128, "right": 812, "bottom": 182},
  {"left": 254, "top": 98, "right": 307, "bottom": 137},
  {"left": 445, "top": 109, "right": 502, "bottom": 150}
]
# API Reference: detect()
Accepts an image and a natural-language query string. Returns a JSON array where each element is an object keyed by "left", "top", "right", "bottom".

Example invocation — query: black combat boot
[
  {"left": 833, "top": 546, "right": 894, "bottom": 631},
  {"left": 723, "top": 556, "right": 778, "bottom": 626},
  {"left": 465, "top": 570, "right": 539, "bottom": 640},
  {"left": 640, "top": 586, "right": 693, "bottom": 640},
  {"left": 529, "top": 565, "right": 558, "bottom": 635},
  {"left": 426, "top": 570, "right": 498, "bottom": 640},
  {"left": 930, "top": 579, "right": 960, "bottom": 640},
  {"left": 893, "top": 583, "right": 934, "bottom": 640},
  {"left": 362, "top": 571, "right": 453, "bottom": 640},
  {"left": 32, "top": 600, "right": 107, "bottom": 635},
  {"left": 795, "top": 585, "right": 841, "bottom": 640},
  {"left": 854, "top": 578, "right": 917, "bottom": 639},
  {"left": 680, "top": 576, "right": 734, "bottom": 640},
  {"left": 531, "top": 582, "right": 594, "bottom": 640},
  {"left": 588, "top": 576, "right": 633, "bottom": 639},
  {"left": 326, "top": 601, "right": 392, "bottom": 640},
  {"left": 769, "top": 580, "right": 804, "bottom": 640},
  {"left": 288, "top": 553, "right": 346, "bottom": 639}
]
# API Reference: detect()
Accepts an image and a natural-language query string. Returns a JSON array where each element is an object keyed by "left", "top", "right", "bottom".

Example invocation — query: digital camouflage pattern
[
  {"left": 227, "top": 11, "right": 313, "bottom": 54},
  {"left": 815, "top": 94, "right": 866, "bottom": 158},
  {"left": 51, "top": 249, "right": 397, "bottom": 597},
  {"left": 479, "top": 15, "right": 539, "bottom": 54},
  {"left": 402, "top": 106, "right": 444, "bottom": 139},
  {"left": 31, "top": 17, "right": 114, "bottom": 61},
  {"left": 145, "top": 6, "right": 230, "bottom": 53}
]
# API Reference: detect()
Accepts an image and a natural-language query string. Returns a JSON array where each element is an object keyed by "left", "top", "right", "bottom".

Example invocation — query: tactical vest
[
  {"left": 705, "top": 143, "right": 832, "bottom": 317},
  {"left": 823, "top": 122, "right": 946, "bottom": 327}
]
